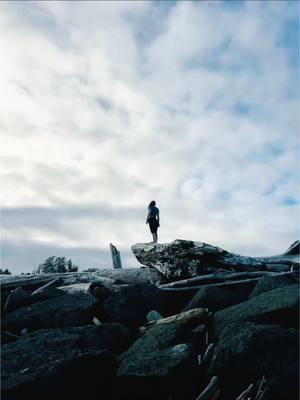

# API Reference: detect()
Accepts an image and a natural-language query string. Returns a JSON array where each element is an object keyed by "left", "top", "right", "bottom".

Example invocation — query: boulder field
[{"left": 1, "top": 240, "right": 299, "bottom": 400}]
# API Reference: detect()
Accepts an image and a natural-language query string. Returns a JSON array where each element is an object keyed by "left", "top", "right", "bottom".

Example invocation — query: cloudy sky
[{"left": 1, "top": 0, "right": 299, "bottom": 274}]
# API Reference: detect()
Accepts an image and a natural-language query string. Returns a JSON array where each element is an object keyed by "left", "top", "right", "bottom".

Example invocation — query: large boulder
[
  {"left": 2, "top": 294, "right": 102, "bottom": 334},
  {"left": 208, "top": 322, "right": 299, "bottom": 400},
  {"left": 1, "top": 324, "right": 128, "bottom": 400},
  {"left": 116, "top": 308, "right": 209, "bottom": 399},
  {"left": 183, "top": 286, "right": 244, "bottom": 313},
  {"left": 212, "top": 284, "right": 299, "bottom": 338},
  {"left": 101, "top": 282, "right": 193, "bottom": 328},
  {"left": 248, "top": 272, "right": 298, "bottom": 299}
]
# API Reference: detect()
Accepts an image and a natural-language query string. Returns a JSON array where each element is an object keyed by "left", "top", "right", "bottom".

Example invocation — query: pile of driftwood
[{"left": 1, "top": 240, "right": 298, "bottom": 400}]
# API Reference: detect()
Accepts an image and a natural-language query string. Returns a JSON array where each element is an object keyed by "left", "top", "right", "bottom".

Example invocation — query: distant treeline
[
  {"left": 0, "top": 268, "right": 11, "bottom": 275},
  {"left": 34, "top": 256, "right": 79, "bottom": 274}
]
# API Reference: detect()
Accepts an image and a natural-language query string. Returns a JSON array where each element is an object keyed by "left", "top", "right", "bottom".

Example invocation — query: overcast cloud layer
[{"left": 1, "top": 1, "right": 299, "bottom": 274}]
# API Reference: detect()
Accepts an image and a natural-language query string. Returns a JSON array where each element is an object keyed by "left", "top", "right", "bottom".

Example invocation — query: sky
[{"left": 0, "top": 0, "right": 299, "bottom": 274}]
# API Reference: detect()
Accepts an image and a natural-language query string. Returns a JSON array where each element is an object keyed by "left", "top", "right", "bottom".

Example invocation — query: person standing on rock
[{"left": 146, "top": 200, "right": 160, "bottom": 243}]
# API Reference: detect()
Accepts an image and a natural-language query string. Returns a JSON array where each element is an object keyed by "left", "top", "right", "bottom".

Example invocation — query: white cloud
[{"left": 0, "top": 1, "right": 298, "bottom": 272}]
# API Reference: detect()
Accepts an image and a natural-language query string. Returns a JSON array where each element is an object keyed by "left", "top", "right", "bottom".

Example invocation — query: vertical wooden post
[{"left": 110, "top": 243, "right": 122, "bottom": 269}]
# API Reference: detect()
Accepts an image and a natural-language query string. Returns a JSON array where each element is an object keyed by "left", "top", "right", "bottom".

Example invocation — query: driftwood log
[
  {"left": 158, "top": 271, "right": 294, "bottom": 289},
  {"left": 132, "top": 240, "right": 299, "bottom": 281},
  {"left": 0, "top": 267, "right": 162, "bottom": 296},
  {"left": 158, "top": 272, "right": 297, "bottom": 292},
  {"left": 195, "top": 376, "right": 220, "bottom": 400},
  {"left": 157, "top": 271, "right": 297, "bottom": 291},
  {"left": 110, "top": 243, "right": 122, "bottom": 269}
]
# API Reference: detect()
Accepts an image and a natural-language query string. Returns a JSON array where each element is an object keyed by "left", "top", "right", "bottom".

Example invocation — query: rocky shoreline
[{"left": 1, "top": 240, "right": 299, "bottom": 400}]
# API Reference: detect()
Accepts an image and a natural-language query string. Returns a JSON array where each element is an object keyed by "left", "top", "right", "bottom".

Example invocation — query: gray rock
[
  {"left": 2, "top": 293, "right": 102, "bottom": 334},
  {"left": 183, "top": 286, "right": 244, "bottom": 313},
  {"left": 248, "top": 272, "right": 298, "bottom": 299},
  {"left": 1, "top": 325, "right": 122, "bottom": 400},
  {"left": 146, "top": 310, "right": 163, "bottom": 321},
  {"left": 1, "top": 331, "right": 19, "bottom": 345},
  {"left": 208, "top": 322, "right": 299, "bottom": 400},
  {"left": 89, "top": 281, "right": 115, "bottom": 302},
  {"left": 102, "top": 282, "right": 192, "bottom": 328},
  {"left": 116, "top": 308, "right": 208, "bottom": 399},
  {"left": 212, "top": 284, "right": 299, "bottom": 338}
]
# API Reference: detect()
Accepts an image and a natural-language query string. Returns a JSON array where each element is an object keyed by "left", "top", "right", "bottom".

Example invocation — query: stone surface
[
  {"left": 2, "top": 294, "right": 101, "bottom": 334},
  {"left": 183, "top": 286, "right": 244, "bottom": 313},
  {"left": 1, "top": 325, "right": 124, "bottom": 400},
  {"left": 208, "top": 322, "right": 299, "bottom": 400},
  {"left": 101, "top": 282, "right": 192, "bottom": 328},
  {"left": 146, "top": 310, "right": 163, "bottom": 321},
  {"left": 212, "top": 284, "right": 299, "bottom": 338},
  {"left": 248, "top": 272, "right": 298, "bottom": 299},
  {"left": 116, "top": 308, "right": 208, "bottom": 399}
]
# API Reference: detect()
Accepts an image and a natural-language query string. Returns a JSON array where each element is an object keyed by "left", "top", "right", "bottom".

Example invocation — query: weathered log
[
  {"left": 255, "top": 376, "right": 266, "bottom": 400},
  {"left": 110, "top": 243, "right": 122, "bottom": 269},
  {"left": 140, "top": 308, "right": 209, "bottom": 333},
  {"left": 1, "top": 275, "right": 59, "bottom": 294},
  {"left": 157, "top": 271, "right": 296, "bottom": 292},
  {"left": 256, "top": 388, "right": 267, "bottom": 400},
  {"left": 132, "top": 239, "right": 298, "bottom": 281},
  {"left": 202, "top": 343, "right": 215, "bottom": 366},
  {"left": 195, "top": 376, "right": 219, "bottom": 400},
  {"left": 0, "top": 268, "right": 162, "bottom": 295},
  {"left": 158, "top": 271, "right": 291, "bottom": 289},
  {"left": 235, "top": 383, "right": 254, "bottom": 400},
  {"left": 58, "top": 283, "right": 91, "bottom": 295},
  {"left": 157, "top": 276, "right": 262, "bottom": 292},
  {"left": 31, "top": 277, "right": 63, "bottom": 295}
]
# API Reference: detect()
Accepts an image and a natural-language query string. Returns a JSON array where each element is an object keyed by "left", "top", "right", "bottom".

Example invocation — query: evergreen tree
[{"left": 35, "top": 257, "right": 78, "bottom": 274}]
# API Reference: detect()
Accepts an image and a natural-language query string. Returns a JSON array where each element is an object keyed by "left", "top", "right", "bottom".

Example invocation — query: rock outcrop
[
  {"left": 2, "top": 325, "right": 129, "bottom": 400},
  {"left": 2, "top": 293, "right": 101, "bottom": 334},
  {"left": 116, "top": 309, "right": 208, "bottom": 399},
  {"left": 212, "top": 284, "right": 299, "bottom": 338},
  {"left": 208, "top": 322, "right": 299, "bottom": 399}
]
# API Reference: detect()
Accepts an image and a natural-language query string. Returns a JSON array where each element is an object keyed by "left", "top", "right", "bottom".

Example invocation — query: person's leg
[{"left": 153, "top": 233, "right": 158, "bottom": 243}]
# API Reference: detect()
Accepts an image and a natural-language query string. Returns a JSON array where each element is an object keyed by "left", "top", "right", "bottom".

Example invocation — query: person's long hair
[{"left": 148, "top": 200, "right": 156, "bottom": 210}]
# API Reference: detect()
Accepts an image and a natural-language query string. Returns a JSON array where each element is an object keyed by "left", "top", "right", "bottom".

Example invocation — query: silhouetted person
[{"left": 146, "top": 200, "right": 160, "bottom": 243}]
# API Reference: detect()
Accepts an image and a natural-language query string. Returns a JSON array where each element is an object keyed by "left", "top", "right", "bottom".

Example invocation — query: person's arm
[{"left": 157, "top": 210, "right": 160, "bottom": 226}]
